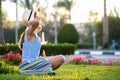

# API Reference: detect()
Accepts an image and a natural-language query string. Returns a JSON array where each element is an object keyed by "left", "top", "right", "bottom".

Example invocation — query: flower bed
[
  {"left": 0, "top": 52, "right": 21, "bottom": 65},
  {"left": 71, "top": 56, "right": 113, "bottom": 66}
]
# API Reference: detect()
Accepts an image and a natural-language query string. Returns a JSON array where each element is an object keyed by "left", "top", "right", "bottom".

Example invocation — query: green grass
[{"left": 0, "top": 64, "right": 120, "bottom": 80}]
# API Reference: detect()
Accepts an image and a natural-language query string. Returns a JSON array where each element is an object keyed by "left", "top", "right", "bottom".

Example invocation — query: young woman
[{"left": 19, "top": 10, "right": 69, "bottom": 75}]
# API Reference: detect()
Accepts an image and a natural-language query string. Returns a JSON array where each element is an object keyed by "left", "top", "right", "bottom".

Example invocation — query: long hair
[
  {"left": 18, "top": 10, "right": 37, "bottom": 50},
  {"left": 18, "top": 32, "right": 25, "bottom": 50}
]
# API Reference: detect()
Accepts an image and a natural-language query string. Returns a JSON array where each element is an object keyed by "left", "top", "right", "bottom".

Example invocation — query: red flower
[
  {"left": 88, "top": 59, "right": 99, "bottom": 65},
  {"left": 0, "top": 55, "right": 3, "bottom": 59},
  {"left": 72, "top": 57, "right": 84, "bottom": 64},
  {"left": 3, "top": 52, "right": 21, "bottom": 61},
  {"left": 102, "top": 60, "right": 113, "bottom": 66}
]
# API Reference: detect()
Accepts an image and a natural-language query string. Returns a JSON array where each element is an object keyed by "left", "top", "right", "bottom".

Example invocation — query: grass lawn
[{"left": 0, "top": 64, "right": 120, "bottom": 80}]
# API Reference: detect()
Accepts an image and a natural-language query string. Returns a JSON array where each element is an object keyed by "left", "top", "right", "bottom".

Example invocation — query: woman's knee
[
  {"left": 47, "top": 55, "right": 65, "bottom": 70},
  {"left": 57, "top": 54, "right": 65, "bottom": 62}
]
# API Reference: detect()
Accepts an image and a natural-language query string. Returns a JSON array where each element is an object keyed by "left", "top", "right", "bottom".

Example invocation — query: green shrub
[
  {"left": 0, "top": 60, "right": 19, "bottom": 74},
  {"left": 0, "top": 44, "right": 21, "bottom": 55},
  {"left": 1, "top": 52, "right": 21, "bottom": 65},
  {"left": 0, "top": 43, "right": 77, "bottom": 56},
  {"left": 77, "top": 43, "right": 93, "bottom": 49},
  {"left": 57, "top": 23, "right": 79, "bottom": 44},
  {"left": 40, "top": 43, "right": 77, "bottom": 56}
]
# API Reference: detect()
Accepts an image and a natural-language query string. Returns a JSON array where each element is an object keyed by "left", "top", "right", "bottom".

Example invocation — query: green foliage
[
  {"left": 2, "top": 9, "right": 14, "bottom": 29},
  {"left": 57, "top": 0, "right": 73, "bottom": 11},
  {"left": 77, "top": 43, "right": 93, "bottom": 49},
  {"left": 3, "top": 23, "right": 25, "bottom": 44},
  {"left": 82, "top": 22, "right": 102, "bottom": 46},
  {"left": 4, "top": 28, "right": 15, "bottom": 43},
  {"left": 80, "top": 23, "right": 94, "bottom": 43},
  {"left": 57, "top": 0, "right": 74, "bottom": 20},
  {"left": 40, "top": 43, "right": 77, "bottom": 56},
  {"left": 19, "top": 0, "right": 36, "bottom": 9},
  {"left": 83, "top": 8, "right": 120, "bottom": 47},
  {"left": 95, "top": 16, "right": 120, "bottom": 45},
  {"left": 85, "top": 16, "right": 120, "bottom": 47},
  {"left": 108, "top": 16, "right": 120, "bottom": 43},
  {"left": 0, "top": 44, "right": 21, "bottom": 55},
  {"left": 1, "top": 52, "right": 21, "bottom": 65},
  {"left": 0, "top": 43, "right": 76, "bottom": 56},
  {"left": 0, "top": 60, "right": 19, "bottom": 74},
  {"left": 94, "top": 21, "right": 103, "bottom": 44},
  {"left": 57, "top": 23, "right": 79, "bottom": 44}
]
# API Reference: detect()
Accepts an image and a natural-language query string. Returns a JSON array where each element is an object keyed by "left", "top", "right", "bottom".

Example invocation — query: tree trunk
[
  {"left": 102, "top": 0, "right": 109, "bottom": 47},
  {"left": 0, "top": 1, "right": 4, "bottom": 44}
]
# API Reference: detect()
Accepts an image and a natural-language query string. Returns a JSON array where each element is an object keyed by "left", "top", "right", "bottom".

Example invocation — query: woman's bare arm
[{"left": 27, "top": 19, "right": 39, "bottom": 35}]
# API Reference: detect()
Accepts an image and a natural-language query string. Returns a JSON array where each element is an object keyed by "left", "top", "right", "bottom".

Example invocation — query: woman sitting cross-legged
[{"left": 18, "top": 10, "right": 70, "bottom": 75}]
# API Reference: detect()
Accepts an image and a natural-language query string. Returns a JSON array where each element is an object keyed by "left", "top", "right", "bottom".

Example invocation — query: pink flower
[
  {"left": 0, "top": 55, "right": 3, "bottom": 59},
  {"left": 72, "top": 57, "right": 84, "bottom": 64},
  {"left": 102, "top": 60, "right": 113, "bottom": 66},
  {"left": 14, "top": 53, "right": 22, "bottom": 60},
  {"left": 88, "top": 59, "right": 94, "bottom": 64},
  {"left": 3, "top": 52, "right": 21, "bottom": 61},
  {"left": 93, "top": 59, "right": 99, "bottom": 64},
  {"left": 88, "top": 59, "right": 99, "bottom": 65}
]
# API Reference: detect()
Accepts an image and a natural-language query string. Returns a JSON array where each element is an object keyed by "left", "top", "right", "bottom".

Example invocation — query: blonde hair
[
  {"left": 18, "top": 32, "right": 25, "bottom": 50},
  {"left": 18, "top": 10, "right": 38, "bottom": 50}
]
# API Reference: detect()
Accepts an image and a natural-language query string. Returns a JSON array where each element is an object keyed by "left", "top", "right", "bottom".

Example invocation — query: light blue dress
[
  {"left": 22, "top": 32, "right": 41, "bottom": 63},
  {"left": 19, "top": 32, "right": 53, "bottom": 74}
]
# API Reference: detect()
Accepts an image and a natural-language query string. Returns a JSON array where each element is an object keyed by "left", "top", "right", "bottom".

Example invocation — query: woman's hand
[{"left": 24, "top": 20, "right": 31, "bottom": 27}]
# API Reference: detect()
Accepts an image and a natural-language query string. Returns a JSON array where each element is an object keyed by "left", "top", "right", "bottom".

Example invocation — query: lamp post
[
  {"left": 92, "top": 31, "right": 96, "bottom": 50},
  {"left": 102, "top": 0, "right": 109, "bottom": 46},
  {"left": 54, "top": 0, "right": 58, "bottom": 44},
  {"left": 91, "top": 17, "right": 96, "bottom": 50},
  {"left": 10, "top": 0, "right": 18, "bottom": 43},
  {"left": 15, "top": 0, "right": 18, "bottom": 43}
]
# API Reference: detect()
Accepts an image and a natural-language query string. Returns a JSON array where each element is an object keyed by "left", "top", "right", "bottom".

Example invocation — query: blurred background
[{"left": 0, "top": 0, "right": 120, "bottom": 50}]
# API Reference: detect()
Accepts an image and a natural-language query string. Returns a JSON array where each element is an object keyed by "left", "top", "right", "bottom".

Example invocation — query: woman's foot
[{"left": 47, "top": 72, "right": 56, "bottom": 76}]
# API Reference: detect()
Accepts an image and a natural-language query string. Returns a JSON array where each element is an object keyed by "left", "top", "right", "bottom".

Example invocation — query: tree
[
  {"left": 57, "top": 0, "right": 76, "bottom": 22},
  {"left": 57, "top": 23, "right": 79, "bottom": 43},
  {"left": 102, "top": 0, "right": 109, "bottom": 47},
  {"left": 2, "top": 10, "right": 14, "bottom": 29},
  {"left": 19, "top": 0, "right": 36, "bottom": 9},
  {"left": 88, "top": 11, "right": 99, "bottom": 23},
  {"left": 94, "top": 8, "right": 120, "bottom": 47},
  {"left": 108, "top": 8, "right": 120, "bottom": 44},
  {"left": 0, "top": 0, "right": 6, "bottom": 44}
]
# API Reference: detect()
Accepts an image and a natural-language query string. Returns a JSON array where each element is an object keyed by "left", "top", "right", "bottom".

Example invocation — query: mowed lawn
[{"left": 0, "top": 64, "right": 120, "bottom": 80}]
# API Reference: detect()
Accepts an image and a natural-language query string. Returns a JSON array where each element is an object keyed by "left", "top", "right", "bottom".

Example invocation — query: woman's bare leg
[{"left": 46, "top": 55, "right": 65, "bottom": 70}]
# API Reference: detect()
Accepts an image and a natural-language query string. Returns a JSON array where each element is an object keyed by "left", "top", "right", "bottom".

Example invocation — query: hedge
[
  {"left": 0, "top": 43, "right": 77, "bottom": 56},
  {"left": 0, "top": 44, "right": 21, "bottom": 55},
  {"left": 77, "top": 43, "right": 93, "bottom": 49},
  {"left": 57, "top": 23, "right": 79, "bottom": 44},
  {"left": 40, "top": 43, "right": 77, "bottom": 56}
]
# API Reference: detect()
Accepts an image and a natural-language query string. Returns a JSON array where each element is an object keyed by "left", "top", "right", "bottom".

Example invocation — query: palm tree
[
  {"left": 102, "top": 0, "right": 109, "bottom": 47},
  {"left": 19, "top": 0, "right": 36, "bottom": 9},
  {"left": 0, "top": 0, "right": 5, "bottom": 44},
  {"left": 57, "top": 0, "right": 75, "bottom": 22}
]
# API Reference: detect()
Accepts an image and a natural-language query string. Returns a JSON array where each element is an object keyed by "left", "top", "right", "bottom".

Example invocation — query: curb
[{"left": 74, "top": 50, "right": 120, "bottom": 56}]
